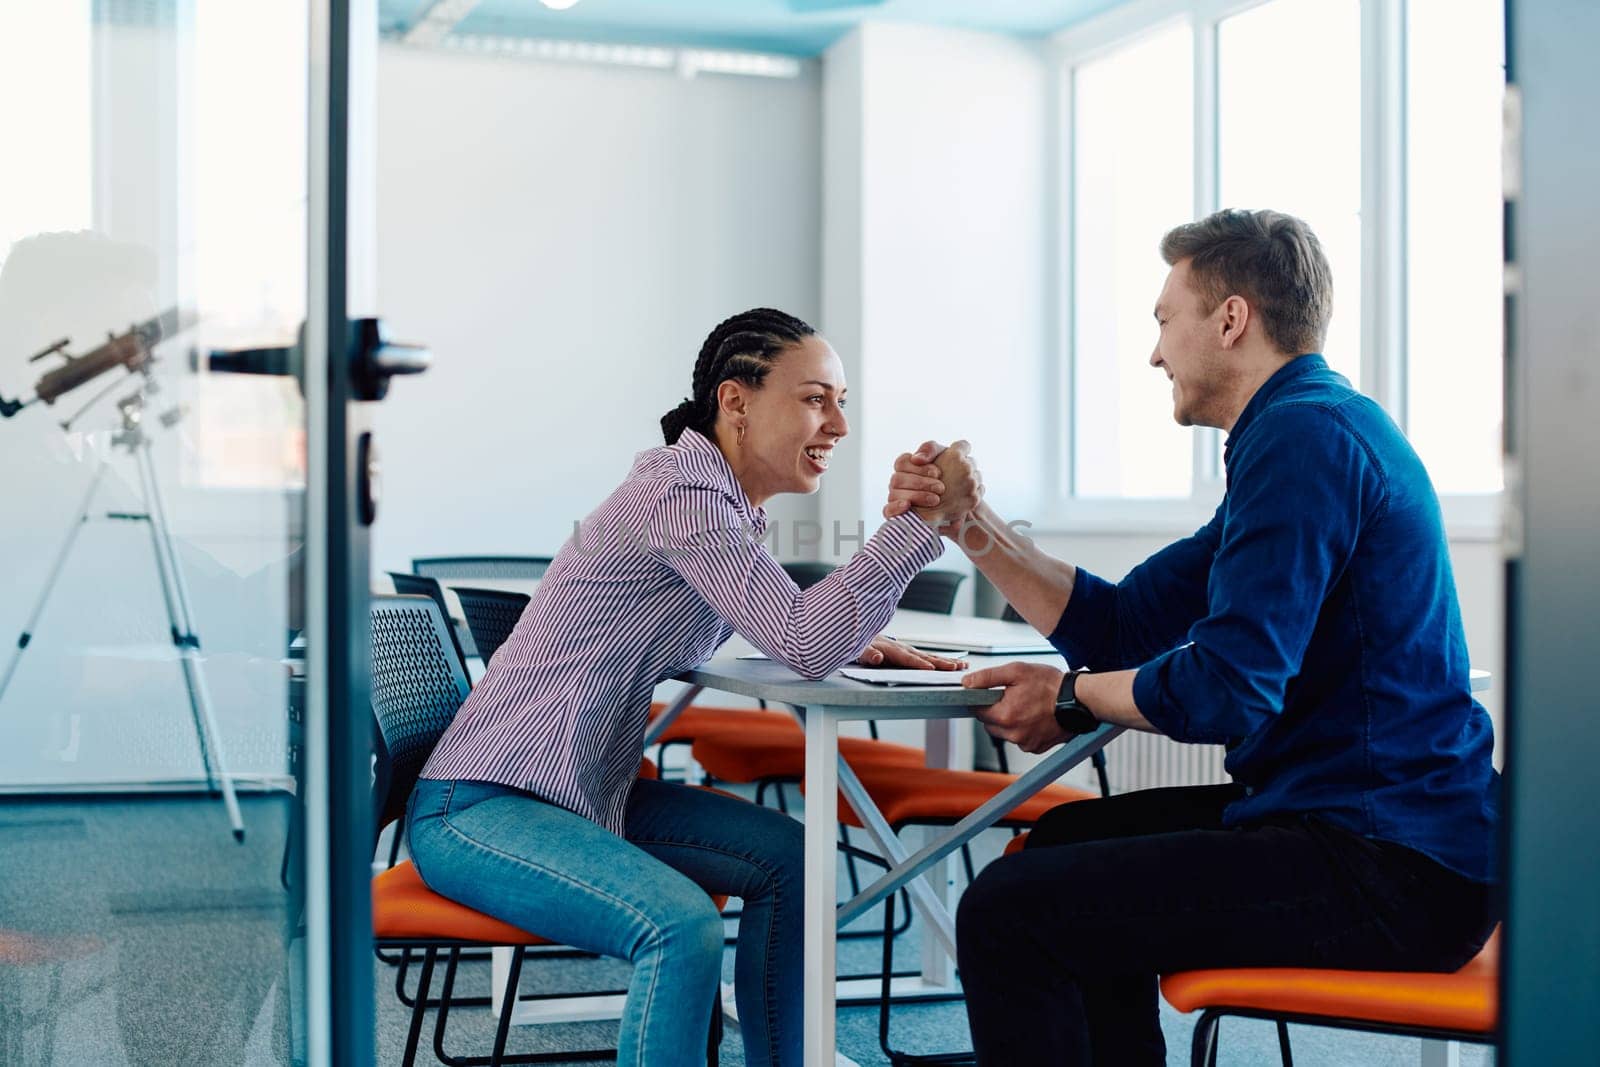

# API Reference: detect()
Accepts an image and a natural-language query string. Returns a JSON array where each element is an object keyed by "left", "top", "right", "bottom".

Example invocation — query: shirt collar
[
  {"left": 674, "top": 428, "right": 769, "bottom": 535},
  {"left": 1224, "top": 353, "right": 1329, "bottom": 463}
]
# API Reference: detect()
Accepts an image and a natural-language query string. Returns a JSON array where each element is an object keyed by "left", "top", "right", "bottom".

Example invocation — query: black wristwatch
[{"left": 1053, "top": 669, "right": 1097, "bottom": 735}]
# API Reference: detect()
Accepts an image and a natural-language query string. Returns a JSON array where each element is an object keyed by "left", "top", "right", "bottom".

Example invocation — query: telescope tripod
[{"left": 0, "top": 390, "right": 244, "bottom": 841}]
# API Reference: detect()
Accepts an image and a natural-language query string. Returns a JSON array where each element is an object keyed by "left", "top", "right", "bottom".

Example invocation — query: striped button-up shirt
[{"left": 421, "top": 428, "right": 946, "bottom": 835}]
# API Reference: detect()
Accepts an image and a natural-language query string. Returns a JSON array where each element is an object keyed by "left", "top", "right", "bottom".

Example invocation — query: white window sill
[{"left": 1029, "top": 492, "right": 1504, "bottom": 544}]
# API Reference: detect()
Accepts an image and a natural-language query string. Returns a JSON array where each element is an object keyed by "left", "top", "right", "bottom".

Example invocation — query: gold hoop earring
[{"left": 737, "top": 422, "right": 746, "bottom": 446}]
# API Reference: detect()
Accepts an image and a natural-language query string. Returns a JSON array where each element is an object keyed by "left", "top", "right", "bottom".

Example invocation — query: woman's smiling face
[{"left": 716, "top": 334, "right": 849, "bottom": 507}]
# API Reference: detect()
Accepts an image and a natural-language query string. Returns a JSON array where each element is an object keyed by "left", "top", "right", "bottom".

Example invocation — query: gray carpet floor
[{"left": 0, "top": 793, "right": 1496, "bottom": 1066}]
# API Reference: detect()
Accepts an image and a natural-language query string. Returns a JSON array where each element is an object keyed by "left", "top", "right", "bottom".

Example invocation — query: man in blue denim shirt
[{"left": 888, "top": 209, "right": 1499, "bottom": 1066}]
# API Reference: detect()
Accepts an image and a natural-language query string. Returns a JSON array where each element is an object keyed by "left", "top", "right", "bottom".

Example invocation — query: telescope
[{"left": 1, "top": 307, "right": 186, "bottom": 419}]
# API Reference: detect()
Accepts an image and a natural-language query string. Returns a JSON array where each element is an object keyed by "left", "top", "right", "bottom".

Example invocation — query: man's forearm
[
  {"left": 1075, "top": 668, "right": 1160, "bottom": 733},
  {"left": 950, "top": 502, "right": 1077, "bottom": 635}
]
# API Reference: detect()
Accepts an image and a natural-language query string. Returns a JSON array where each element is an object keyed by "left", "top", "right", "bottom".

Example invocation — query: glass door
[{"left": 0, "top": 1, "right": 388, "bottom": 1062}]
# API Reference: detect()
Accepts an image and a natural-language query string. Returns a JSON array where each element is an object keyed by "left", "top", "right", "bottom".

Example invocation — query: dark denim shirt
[{"left": 1050, "top": 355, "right": 1500, "bottom": 882}]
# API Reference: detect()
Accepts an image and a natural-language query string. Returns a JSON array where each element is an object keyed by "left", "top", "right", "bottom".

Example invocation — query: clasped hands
[
  {"left": 877, "top": 439, "right": 1076, "bottom": 751},
  {"left": 849, "top": 440, "right": 984, "bottom": 673}
]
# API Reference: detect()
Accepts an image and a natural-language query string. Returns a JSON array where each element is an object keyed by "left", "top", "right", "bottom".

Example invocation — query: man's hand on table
[
  {"left": 855, "top": 635, "right": 968, "bottom": 671},
  {"left": 962, "top": 661, "right": 1077, "bottom": 754}
]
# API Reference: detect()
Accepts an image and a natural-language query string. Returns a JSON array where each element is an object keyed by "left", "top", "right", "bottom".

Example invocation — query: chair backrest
[
  {"left": 781, "top": 560, "right": 837, "bottom": 589},
  {"left": 388, "top": 571, "right": 468, "bottom": 666},
  {"left": 369, "top": 594, "right": 472, "bottom": 839},
  {"left": 783, "top": 561, "right": 964, "bottom": 614},
  {"left": 899, "top": 570, "right": 965, "bottom": 614},
  {"left": 411, "top": 555, "right": 553, "bottom": 581},
  {"left": 388, "top": 570, "right": 448, "bottom": 613},
  {"left": 453, "top": 586, "right": 531, "bottom": 664}
]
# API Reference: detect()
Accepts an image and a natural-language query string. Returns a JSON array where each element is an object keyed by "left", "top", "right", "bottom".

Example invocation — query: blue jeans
[{"left": 407, "top": 776, "right": 803, "bottom": 1067}]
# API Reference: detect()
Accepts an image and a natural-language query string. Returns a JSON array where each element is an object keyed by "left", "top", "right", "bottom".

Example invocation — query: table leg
[
  {"left": 642, "top": 683, "right": 704, "bottom": 746},
  {"left": 802, "top": 705, "right": 840, "bottom": 1067},
  {"left": 921, "top": 719, "right": 959, "bottom": 986}
]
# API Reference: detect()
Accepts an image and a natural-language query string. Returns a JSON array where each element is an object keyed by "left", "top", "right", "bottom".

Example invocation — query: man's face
[{"left": 1149, "top": 259, "right": 1227, "bottom": 428}]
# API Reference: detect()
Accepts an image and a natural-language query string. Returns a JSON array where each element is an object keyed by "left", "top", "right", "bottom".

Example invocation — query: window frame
[{"left": 1042, "top": 0, "right": 1503, "bottom": 541}]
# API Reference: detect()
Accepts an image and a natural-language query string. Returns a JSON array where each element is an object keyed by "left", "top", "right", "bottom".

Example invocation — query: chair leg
[
  {"left": 433, "top": 947, "right": 462, "bottom": 1065},
  {"left": 1276, "top": 1018, "right": 1294, "bottom": 1067},
  {"left": 490, "top": 946, "right": 527, "bottom": 1065},
  {"left": 1191, "top": 1008, "right": 1222, "bottom": 1067},
  {"left": 1091, "top": 749, "right": 1112, "bottom": 797},
  {"left": 395, "top": 946, "right": 414, "bottom": 1006},
  {"left": 878, "top": 890, "right": 898, "bottom": 1060},
  {"left": 401, "top": 946, "right": 437, "bottom": 1067},
  {"left": 873, "top": 893, "right": 975, "bottom": 1064},
  {"left": 841, "top": 824, "right": 863, "bottom": 895},
  {"left": 707, "top": 986, "right": 723, "bottom": 1066}
]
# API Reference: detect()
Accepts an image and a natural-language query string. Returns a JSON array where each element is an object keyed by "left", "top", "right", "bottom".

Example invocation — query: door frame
[{"left": 304, "top": 0, "right": 375, "bottom": 1062}]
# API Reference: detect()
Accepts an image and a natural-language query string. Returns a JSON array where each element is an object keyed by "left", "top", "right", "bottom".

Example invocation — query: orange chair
[
  {"left": 827, "top": 767, "right": 1097, "bottom": 837},
  {"left": 370, "top": 594, "right": 726, "bottom": 1066},
  {"left": 801, "top": 771, "right": 1096, "bottom": 1064},
  {"left": 690, "top": 720, "right": 928, "bottom": 811},
  {"left": 646, "top": 699, "right": 796, "bottom": 779},
  {"left": 1163, "top": 929, "right": 1498, "bottom": 1066},
  {"left": 691, "top": 719, "right": 928, "bottom": 927},
  {"left": 994, "top": 830, "right": 1497, "bottom": 1066}
]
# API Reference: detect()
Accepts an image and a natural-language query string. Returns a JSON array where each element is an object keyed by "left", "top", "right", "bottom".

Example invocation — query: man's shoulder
[{"left": 1250, "top": 379, "right": 1394, "bottom": 456}]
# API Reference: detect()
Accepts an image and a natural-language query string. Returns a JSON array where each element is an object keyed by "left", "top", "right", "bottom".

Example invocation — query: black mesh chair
[
  {"left": 786, "top": 562, "right": 965, "bottom": 614},
  {"left": 411, "top": 556, "right": 553, "bottom": 581},
  {"left": 897, "top": 569, "right": 965, "bottom": 614},
  {"left": 452, "top": 587, "right": 531, "bottom": 665},
  {"left": 369, "top": 594, "right": 722, "bottom": 1066},
  {"left": 370, "top": 595, "right": 471, "bottom": 843},
  {"left": 387, "top": 571, "right": 473, "bottom": 666}
]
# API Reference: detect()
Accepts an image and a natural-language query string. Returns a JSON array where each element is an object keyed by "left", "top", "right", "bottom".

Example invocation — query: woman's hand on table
[{"left": 855, "top": 635, "right": 969, "bottom": 670}]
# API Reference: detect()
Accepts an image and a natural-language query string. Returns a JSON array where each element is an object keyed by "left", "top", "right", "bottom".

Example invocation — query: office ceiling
[{"left": 379, "top": 0, "right": 1128, "bottom": 56}]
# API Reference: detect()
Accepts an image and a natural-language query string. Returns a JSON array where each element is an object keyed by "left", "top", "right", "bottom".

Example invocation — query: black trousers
[{"left": 955, "top": 784, "right": 1496, "bottom": 1066}]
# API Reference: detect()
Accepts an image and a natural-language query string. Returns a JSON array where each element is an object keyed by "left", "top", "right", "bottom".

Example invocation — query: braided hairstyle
[{"left": 661, "top": 308, "right": 816, "bottom": 445}]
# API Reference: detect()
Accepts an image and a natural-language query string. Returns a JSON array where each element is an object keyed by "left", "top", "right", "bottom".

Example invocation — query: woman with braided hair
[{"left": 407, "top": 307, "right": 983, "bottom": 1066}]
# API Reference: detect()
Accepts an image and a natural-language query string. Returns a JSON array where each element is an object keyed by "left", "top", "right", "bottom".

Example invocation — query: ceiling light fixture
[
  {"left": 440, "top": 34, "right": 804, "bottom": 79},
  {"left": 539, "top": 0, "right": 583, "bottom": 10}
]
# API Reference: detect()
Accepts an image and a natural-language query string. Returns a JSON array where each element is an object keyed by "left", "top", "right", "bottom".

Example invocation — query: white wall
[
  {"left": 821, "top": 23, "right": 1053, "bottom": 557},
  {"left": 371, "top": 44, "right": 823, "bottom": 573}
]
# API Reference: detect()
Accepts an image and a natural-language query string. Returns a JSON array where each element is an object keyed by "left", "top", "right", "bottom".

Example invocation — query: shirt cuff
[{"left": 1047, "top": 566, "right": 1116, "bottom": 666}]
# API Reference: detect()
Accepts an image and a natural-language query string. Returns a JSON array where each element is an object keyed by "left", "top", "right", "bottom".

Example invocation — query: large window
[
  {"left": 1405, "top": 0, "right": 1504, "bottom": 494},
  {"left": 1071, "top": 22, "right": 1195, "bottom": 500},
  {"left": 189, "top": 0, "right": 309, "bottom": 490},
  {"left": 1058, "top": 0, "right": 1506, "bottom": 523},
  {"left": 1218, "top": 0, "right": 1362, "bottom": 385}
]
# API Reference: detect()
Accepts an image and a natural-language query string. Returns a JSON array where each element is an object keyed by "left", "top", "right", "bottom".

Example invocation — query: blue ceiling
[{"left": 379, "top": 1, "right": 1128, "bottom": 57}]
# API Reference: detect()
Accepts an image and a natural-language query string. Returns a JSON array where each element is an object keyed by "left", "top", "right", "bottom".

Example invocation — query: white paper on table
[
  {"left": 839, "top": 667, "right": 980, "bottom": 687},
  {"left": 741, "top": 649, "right": 968, "bottom": 662}
]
